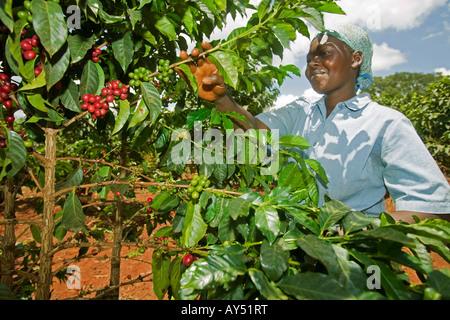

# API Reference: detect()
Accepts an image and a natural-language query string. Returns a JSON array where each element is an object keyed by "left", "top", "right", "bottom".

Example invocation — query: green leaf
[
  {"left": 152, "top": 252, "right": 171, "bottom": 300},
  {"left": 79, "top": 60, "right": 102, "bottom": 96},
  {"left": 255, "top": 205, "right": 280, "bottom": 244},
  {"left": 372, "top": 260, "right": 413, "bottom": 300},
  {"left": 61, "top": 190, "right": 87, "bottom": 233},
  {"left": 128, "top": 99, "right": 148, "bottom": 129},
  {"left": 140, "top": 82, "right": 162, "bottom": 125},
  {"left": 427, "top": 269, "right": 450, "bottom": 300},
  {"left": 305, "top": 158, "right": 329, "bottom": 183},
  {"left": 278, "top": 272, "right": 355, "bottom": 300},
  {"left": 31, "top": 0, "right": 68, "bottom": 57},
  {"left": 285, "top": 207, "right": 320, "bottom": 235},
  {"left": 175, "top": 63, "right": 198, "bottom": 95},
  {"left": 127, "top": 8, "right": 142, "bottom": 29},
  {"left": 248, "top": 269, "right": 288, "bottom": 300},
  {"left": 226, "top": 197, "right": 251, "bottom": 220},
  {"left": 414, "top": 235, "right": 450, "bottom": 263},
  {"left": 332, "top": 245, "right": 368, "bottom": 296},
  {"left": 181, "top": 6, "right": 194, "bottom": 34},
  {"left": 209, "top": 51, "right": 239, "bottom": 89},
  {"left": 5, "top": 130, "right": 27, "bottom": 178},
  {"left": 55, "top": 167, "right": 83, "bottom": 194},
  {"left": 277, "top": 162, "right": 303, "bottom": 191},
  {"left": 26, "top": 94, "right": 48, "bottom": 112},
  {"left": 44, "top": 42, "right": 70, "bottom": 90},
  {"left": 302, "top": 7, "right": 325, "bottom": 31},
  {"left": 30, "top": 225, "right": 42, "bottom": 243},
  {"left": 179, "top": 247, "right": 247, "bottom": 298},
  {"left": 151, "top": 191, "right": 179, "bottom": 213},
  {"left": 98, "top": 8, "right": 124, "bottom": 24},
  {"left": 271, "top": 22, "right": 296, "bottom": 48},
  {"left": 342, "top": 210, "right": 373, "bottom": 234},
  {"left": 67, "top": 34, "right": 96, "bottom": 64},
  {"left": 155, "top": 15, "right": 177, "bottom": 41},
  {"left": 278, "top": 135, "right": 310, "bottom": 149},
  {"left": 257, "top": 0, "right": 271, "bottom": 20},
  {"left": 186, "top": 108, "right": 211, "bottom": 128},
  {"left": 249, "top": 37, "right": 272, "bottom": 65},
  {"left": 19, "top": 71, "right": 46, "bottom": 91},
  {"left": 111, "top": 31, "right": 134, "bottom": 72},
  {"left": 5, "top": 37, "right": 19, "bottom": 77},
  {"left": 280, "top": 64, "right": 301, "bottom": 77},
  {"left": 218, "top": 203, "right": 236, "bottom": 243},
  {"left": 60, "top": 80, "right": 81, "bottom": 113},
  {"left": 169, "top": 256, "right": 182, "bottom": 300},
  {"left": 391, "top": 223, "right": 450, "bottom": 243},
  {"left": 298, "top": 234, "right": 340, "bottom": 276},
  {"left": 353, "top": 227, "right": 418, "bottom": 248},
  {"left": 112, "top": 99, "right": 130, "bottom": 134},
  {"left": 180, "top": 202, "right": 207, "bottom": 247},
  {"left": 154, "top": 226, "right": 173, "bottom": 239},
  {"left": 260, "top": 239, "right": 288, "bottom": 281},
  {"left": 318, "top": 199, "right": 351, "bottom": 234},
  {"left": 316, "top": 2, "right": 346, "bottom": 14},
  {"left": 0, "top": 0, "right": 13, "bottom": 32}
]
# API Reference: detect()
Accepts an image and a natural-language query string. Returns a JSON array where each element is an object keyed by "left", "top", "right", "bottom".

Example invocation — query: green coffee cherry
[{"left": 188, "top": 174, "right": 210, "bottom": 200}]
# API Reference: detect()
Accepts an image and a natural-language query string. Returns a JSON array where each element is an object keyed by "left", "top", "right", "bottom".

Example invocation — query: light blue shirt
[{"left": 256, "top": 93, "right": 450, "bottom": 217}]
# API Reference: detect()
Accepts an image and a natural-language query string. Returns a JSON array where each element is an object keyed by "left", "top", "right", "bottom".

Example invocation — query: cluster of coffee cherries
[
  {"left": 186, "top": 174, "right": 211, "bottom": 199},
  {"left": 20, "top": 35, "right": 40, "bottom": 60},
  {"left": 17, "top": 1, "right": 33, "bottom": 23},
  {"left": 89, "top": 45, "right": 102, "bottom": 63},
  {"left": 153, "top": 235, "right": 169, "bottom": 243},
  {"left": 102, "top": 79, "right": 129, "bottom": 101},
  {"left": 156, "top": 59, "right": 173, "bottom": 83},
  {"left": 1, "top": 73, "right": 18, "bottom": 145},
  {"left": 128, "top": 66, "right": 153, "bottom": 87},
  {"left": 0, "top": 73, "right": 17, "bottom": 111},
  {"left": 81, "top": 93, "right": 109, "bottom": 120}
]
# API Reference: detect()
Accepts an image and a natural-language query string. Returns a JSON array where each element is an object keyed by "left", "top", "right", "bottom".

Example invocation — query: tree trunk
[
  {"left": 0, "top": 178, "right": 17, "bottom": 289},
  {"left": 35, "top": 128, "right": 57, "bottom": 300},
  {"left": 105, "top": 139, "right": 127, "bottom": 300}
]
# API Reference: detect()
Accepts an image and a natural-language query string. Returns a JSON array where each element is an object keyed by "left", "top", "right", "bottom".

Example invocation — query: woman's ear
[{"left": 351, "top": 51, "right": 363, "bottom": 70}]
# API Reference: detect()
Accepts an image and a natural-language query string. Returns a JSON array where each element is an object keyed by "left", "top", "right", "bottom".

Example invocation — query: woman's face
[{"left": 305, "top": 35, "right": 360, "bottom": 95}]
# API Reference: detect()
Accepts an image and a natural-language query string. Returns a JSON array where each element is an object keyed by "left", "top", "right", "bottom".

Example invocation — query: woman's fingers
[{"left": 202, "top": 74, "right": 223, "bottom": 86}]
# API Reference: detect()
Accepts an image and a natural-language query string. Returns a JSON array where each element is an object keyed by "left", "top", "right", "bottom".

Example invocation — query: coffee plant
[{"left": 0, "top": 0, "right": 449, "bottom": 301}]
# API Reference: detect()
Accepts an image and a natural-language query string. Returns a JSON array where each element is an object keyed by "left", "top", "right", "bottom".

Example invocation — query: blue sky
[{"left": 204, "top": 0, "right": 450, "bottom": 108}]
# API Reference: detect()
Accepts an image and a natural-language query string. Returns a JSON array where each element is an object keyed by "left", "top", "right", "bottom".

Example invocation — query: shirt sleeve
[
  {"left": 381, "top": 116, "right": 450, "bottom": 213},
  {"left": 255, "top": 103, "right": 302, "bottom": 137}
]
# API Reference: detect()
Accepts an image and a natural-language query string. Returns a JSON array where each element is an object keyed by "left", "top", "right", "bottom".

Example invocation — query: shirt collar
[
  {"left": 315, "top": 92, "right": 372, "bottom": 116},
  {"left": 343, "top": 92, "right": 372, "bottom": 111}
]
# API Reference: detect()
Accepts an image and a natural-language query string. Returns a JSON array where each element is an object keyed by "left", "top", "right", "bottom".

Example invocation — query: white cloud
[
  {"left": 372, "top": 42, "right": 407, "bottom": 72},
  {"left": 271, "top": 89, "right": 323, "bottom": 110},
  {"left": 272, "top": 94, "right": 299, "bottom": 110},
  {"left": 434, "top": 67, "right": 450, "bottom": 76},
  {"left": 324, "top": 0, "right": 448, "bottom": 31},
  {"left": 302, "top": 88, "right": 323, "bottom": 102},
  {"left": 273, "top": 32, "right": 312, "bottom": 66}
]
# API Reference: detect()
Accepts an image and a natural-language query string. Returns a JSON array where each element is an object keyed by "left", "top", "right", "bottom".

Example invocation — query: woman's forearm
[{"left": 393, "top": 211, "right": 450, "bottom": 223}]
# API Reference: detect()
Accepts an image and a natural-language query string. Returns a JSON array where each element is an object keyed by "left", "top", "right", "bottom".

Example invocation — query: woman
[{"left": 177, "top": 24, "right": 450, "bottom": 223}]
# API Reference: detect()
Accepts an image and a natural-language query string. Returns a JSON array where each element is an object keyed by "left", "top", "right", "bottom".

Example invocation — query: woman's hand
[{"left": 176, "top": 42, "right": 227, "bottom": 102}]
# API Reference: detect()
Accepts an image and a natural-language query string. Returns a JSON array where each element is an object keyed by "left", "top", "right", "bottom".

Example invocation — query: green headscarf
[{"left": 314, "top": 24, "right": 374, "bottom": 91}]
